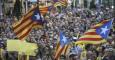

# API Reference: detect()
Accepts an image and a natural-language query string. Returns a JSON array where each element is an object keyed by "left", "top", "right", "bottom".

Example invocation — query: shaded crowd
[{"left": 0, "top": 6, "right": 115, "bottom": 60}]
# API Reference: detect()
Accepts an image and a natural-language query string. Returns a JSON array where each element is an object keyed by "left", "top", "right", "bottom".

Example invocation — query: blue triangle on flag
[{"left": 96, "top": 20, "right": 113, "bottom": 39}]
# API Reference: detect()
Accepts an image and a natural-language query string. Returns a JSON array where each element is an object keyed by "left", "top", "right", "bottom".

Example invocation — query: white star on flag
[
  {"left": 101, "top": 26, "right": 109, "bottom": 35},
  {"left": 35, "top": 13, "right": 40, "bottom": 20},
  {"left": 62, "top": 36, "right": 67, "bottom": 44}
]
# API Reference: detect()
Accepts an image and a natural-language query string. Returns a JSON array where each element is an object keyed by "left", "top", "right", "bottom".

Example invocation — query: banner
[
  {"left": 7, "top": 39, "right": 38, "bottom": 56},
  {"left": 19, "top": 42, "right": 38, "bottom": 56},
  {"left": 7, "top": 40, "right": 23, "bottom": 51}
]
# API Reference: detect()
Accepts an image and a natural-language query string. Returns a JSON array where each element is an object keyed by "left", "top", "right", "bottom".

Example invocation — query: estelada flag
[
  {"left": 54, "top": 32, "right": 68, "bottom": 60},
  {"left": 76, "top": 19, "right": 113, "bottom": 44},
  {"left": 12, "top": 6, "right": 46, "bottom": 40}
]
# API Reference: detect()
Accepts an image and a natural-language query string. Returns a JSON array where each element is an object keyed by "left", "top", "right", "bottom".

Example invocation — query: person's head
[
  {"left": 85, "top": 44, "right": 92, "bottom": 50},
  {"left": 104, "top": 48, "right": 113, "bottom": 56},
  {"left": 98, "top": 46, "right": 103, "bottom": 52},
  {"left": 72, "top": 42, "right": 77, "bottom": 46},
  {"left": 69, "top": 54, "right": 76, "bottom": 60}
]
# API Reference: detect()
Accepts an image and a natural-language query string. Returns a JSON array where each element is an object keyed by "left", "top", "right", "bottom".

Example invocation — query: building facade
[
  {"left": 71, "top": 0, "right": 114, "bottom": 8},
  {"left": 0, "top": 0, "right": 114, "bottom": 19}
]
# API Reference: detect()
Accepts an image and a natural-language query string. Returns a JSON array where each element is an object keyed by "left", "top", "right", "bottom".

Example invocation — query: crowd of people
[{"left": 0, "top": 5, "right": 115, "bottom": 60}]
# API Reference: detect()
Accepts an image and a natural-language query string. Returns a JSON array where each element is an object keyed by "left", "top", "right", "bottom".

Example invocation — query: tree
[
  {"left": 13, "top": 0, "right": 22, "bottom": 19},
  {"left": 90, "top": 0, "right": 96, "bottom": 9}
]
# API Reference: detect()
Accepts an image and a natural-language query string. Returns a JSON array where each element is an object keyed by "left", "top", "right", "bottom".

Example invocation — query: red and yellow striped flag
[
  {"left": 76, "top": 20, "right": 110, "bottom": 44},
  {"left": 54, "top": 32, "right": 68, "bottom": 60},
  {"left": 62, "top": 44, "right": 70, "bottom": 55},
  {"left": 60, "top": 0, "right": 68, "bottom": 6},
  {"left": 54, "top": 43, "right": 65, "bottom": 60},
  {"left": 53, "top": 0, "right": 68, "bottom": 7},
  {"left": 12, "top": 6, "right": 47, "bottom": 40},
  {"left": 39, "top": 7, "right": 48, "bottom": 15}
]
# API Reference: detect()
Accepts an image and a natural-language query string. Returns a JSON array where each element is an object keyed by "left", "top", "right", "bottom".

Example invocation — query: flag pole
[
  {"left": 18, "top": 52, "right": 20, "bottom": 60},
  {"left": 0, "top": 48, "right": 3, "bottom": 60},
  {"left": 26, "top": 55, "right": 29, "bottom": 60}
]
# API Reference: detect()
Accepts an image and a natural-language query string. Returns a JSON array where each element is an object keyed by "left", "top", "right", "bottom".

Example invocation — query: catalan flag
[
  {"left": 60, "top": 0, "right": 68, "bottom": 6},
  {"left": 39, "top": 6, "right": 49, "bottom": 15},
  {"left": 12, "top": 6, "right": 45, "bottom": 40},
  {"left": 61, "top": 44, "right": 71, "bottom": 56},
  {"left": 53, "top": 0, "right": 68, "bottom": 7},
  {"left": 54, "top": 32, "right": 68, "bottom": 60},
  {"left": 76, "top": 19, "right": 113, "bottom": 44}
]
